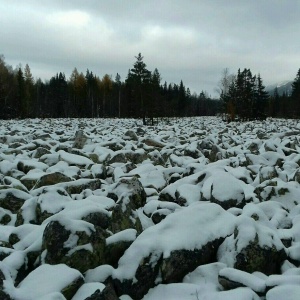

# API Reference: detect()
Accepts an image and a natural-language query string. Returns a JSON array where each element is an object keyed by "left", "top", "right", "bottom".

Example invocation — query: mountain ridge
[{"left": 265, "top": 80, "right": 293, "bottom": 96}]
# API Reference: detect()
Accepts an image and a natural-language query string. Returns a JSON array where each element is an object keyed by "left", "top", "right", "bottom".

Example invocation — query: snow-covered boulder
[
  {"left": 0, "top": 266, "right": 12, "bottom": 299},
  {"left": 108, "top": 177, "right": 146, "bottom": 233},
  {"left": 73, "top": 130, "right": 88, "bottom": 149},
  {"left": 73, "top": 282, "right": 119, "bottom": 300},
  {"left": 202, "top": 171, "right": 254, "bottom": 209},
  {"left": 42, "top": 219, "right": 107, "bottom": 273},
  {"left": 266, "top": 284, "right": 300, "bottom": 300},
  {"left": 9, "top": 264, "right": 84, "bottom": 300},
  {"left": 112, "top": 202, "right": 236, "bottom": 299},
  {"left": 0, "top": 188, "right": 31, "bottom": 213},
  {"left": 105, "top": 229, "right": 137, "bottom": 267},
  {"left": 17, "top": 160, "right": 48, "bottom": 174},
  {"left": 59, "top": 178, "right": 102, "bottom": 195},
  {"left": 218, "top": 267, "right": 266, "bottom": 294},
  {"left": 34, "top": 172, "right": 72, "bottom": 189},
  {"left": 218, "top": 215, "right": 287, "bottom": 275}
]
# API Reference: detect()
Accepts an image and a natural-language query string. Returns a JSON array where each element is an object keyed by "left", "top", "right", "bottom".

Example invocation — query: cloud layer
[{"left": 1, "top": 0, "right": 300, "bottom": 95}]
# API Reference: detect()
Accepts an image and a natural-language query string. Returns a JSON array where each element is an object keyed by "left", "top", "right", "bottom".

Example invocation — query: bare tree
[{"left": 215, "top": 68, "right": 235, "bottom": 96}]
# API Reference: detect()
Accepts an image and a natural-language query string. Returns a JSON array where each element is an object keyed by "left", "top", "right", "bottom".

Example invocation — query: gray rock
[
  {"left": 218, "top": 216, "right": 287, "bottom": 275},
  {"left": 142, "top": 138, "right": 165, "bottom": 148},
  {"left": 0, "top": 268, "right": 12, "bottom": 300},
  {"left": 42, "top": 220, "right": 107, "bottom": 273},
  {"left": 32, "top": 147, "right": 51, "bottom": 159},
  {"left": 73, "top": 130, "right": 88, "bottom": 149},
  {"left": 0, "top": 188, "right": 31, "bottom": 213},
  {"left": 35, "top": 172, "right": 72, "bottom": 189},
  {"left": 124, "top": 130, "right": 138, "bottom": 141},
  {"left": 108, "top": 177, "right": 146, "bottom": 234},
  {"left": 161, "top": 239, "right": 224, "bottom": 283}
]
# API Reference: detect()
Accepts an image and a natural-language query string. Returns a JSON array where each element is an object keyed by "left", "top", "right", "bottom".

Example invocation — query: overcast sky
[{"left": 1, "top": 0, "right": 300, "bottom": 96}]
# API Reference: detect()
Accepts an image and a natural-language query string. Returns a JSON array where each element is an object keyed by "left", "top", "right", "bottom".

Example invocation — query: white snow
[
  {"left": 7, "top": 264, "right": 83, "bottom": 300},
  {"left": 58, "top": 150, "right": 93, "bottom": 166},
  {"left": 71, "top": 282, "right": 105, "bottom": 300},
  {"left": 266, "top": 285, "right": 300, "bottom": 300},
  {"left": 114, "top": 202, "right": 236, "bottom": 280},
  {"left": 219, "top": 267, "right": 266, "bottom": 293},
  {"left": 106, "top": 229, "right": 137, "bottom": 245}
]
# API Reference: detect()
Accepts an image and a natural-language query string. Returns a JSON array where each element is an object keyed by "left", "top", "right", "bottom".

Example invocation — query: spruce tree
[
  {"left": 128, "top": 53, "right": 151, "bottom": 121},
  {"left": 17, "top": 67, "right": 25, "bottom": 118},
  {"left": 254, "top": 74, "right": 268, "bottom": 119},
  {"left": 24, "top": 64, "right": 34, "bottom": 117},
  {"left": 178, "top": 80, "right": 186, "bottom": 116},
  {"left": 115, "top": 73, "right": 122, "bottom": 118}
]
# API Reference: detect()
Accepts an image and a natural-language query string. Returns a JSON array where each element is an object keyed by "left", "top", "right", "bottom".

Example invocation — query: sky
[{"left": 1, "top": 0, "right": 300, "bottom": 97}]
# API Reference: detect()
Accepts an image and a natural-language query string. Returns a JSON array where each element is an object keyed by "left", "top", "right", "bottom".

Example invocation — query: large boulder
[
  {"left": 104, "top": 229, "right": 137, "bottom": 267},
  {"left": 42, "top": 219, "right": 107, "bottom": 273},
  {"left": 218, "top": 267, "right": 266, "bottom": 294},
  {"left": 0, "top": 188, "right": 31, "bottom": 213},
  {"left": 34, "top": 172, "right": 72, "bottom": 189},
  {"left": 60, "top": 178, "right": 102, "bottom": 195},
  {"left": 218, "top": 215, "right": 287, "bottom": 275},
  {"left": 16, "top": 160, "right": 48, "bottom": 174},
  {"left": 12, "top": 264, "right": 84, "bottom": 300},
  {"left": 0, "top": 267, "right": 12, "bottom": 300},
  {"left": 108, "top": 177, "right": 146, "bottom": 233},
  {"left": 112, "top": 202, "right": 236, "bottom": 299},
  {"left": 202, "top": 171, "right": 254, "bottom": 210},
  {"left": 73, "top": 130, "right": 88, "bottom": 149},
  {"left": 35, "top": 187, "right": 73, "bottom": 224}
]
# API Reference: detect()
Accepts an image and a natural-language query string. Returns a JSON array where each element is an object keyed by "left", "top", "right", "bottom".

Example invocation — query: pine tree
[
  {"left": 101, "top": 74, "right": 113, "bottom": 117},
  {"left": 115, "top": 73, "right": 122, "bottom": 118},
  {"left": 221, "top": 68, "right": 268, "bottom": 121},
  {"left": 0, "top": 55, "right": 18, "bottom": 118},
  {"left": 292, "top": 69, "right": 300, "bottom": 96},
  {"left": 24, "top": 64, "right": 34, "bottom": 117},
  {"left": 69, "top": 69, "right": 86, "bottom": 117},
  {"left": 128, "top": 53, "right": 151, "bottom": 120},
  {"left": 178, "top": 80, "right": 186, "bottom": 116},
  {"left": 17, "top": 67, "right": 26, "bottom": 118},
  {"left": 254, "top": 74, "right": 268, "bottom": 119}
]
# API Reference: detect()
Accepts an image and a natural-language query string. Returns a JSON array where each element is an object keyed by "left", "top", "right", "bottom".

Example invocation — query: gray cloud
[{"left": 1, "top": 0, "right": 300, "bottom": 96}]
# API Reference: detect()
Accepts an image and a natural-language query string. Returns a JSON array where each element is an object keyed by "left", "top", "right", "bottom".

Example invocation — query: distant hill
[{"left": 265, "top": 80, "right": 293, "bottom": 96}]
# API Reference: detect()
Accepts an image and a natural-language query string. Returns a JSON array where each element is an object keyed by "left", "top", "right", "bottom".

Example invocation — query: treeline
[
  {"left": 0, "top": 53, "right": 220, "bottom": 121},
  {"left": 220, "top": 68, "right": 300, "bottom": 121},
  {"left": 269, "top": 70, "right": 300, "bottom": 118}
]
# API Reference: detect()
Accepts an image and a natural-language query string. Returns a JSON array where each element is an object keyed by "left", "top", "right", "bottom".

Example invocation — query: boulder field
[{"left": 0, "top": 117, "right": 300, "bottom": 299}]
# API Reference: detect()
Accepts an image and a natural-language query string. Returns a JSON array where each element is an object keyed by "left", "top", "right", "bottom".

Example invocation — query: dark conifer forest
[{"left": 1, "top": 53, "right": 300, "bottom": 121}]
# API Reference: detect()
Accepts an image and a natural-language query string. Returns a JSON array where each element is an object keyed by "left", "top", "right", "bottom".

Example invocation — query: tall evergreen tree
[
  {"left": 128, "top": 53, "right": 151, "bottom": 120},
  {"left": 24, "top": 64, "right": 34, "bottom": 117},
  {"left": 178, "top": 80, "right": 186, "bottom": 116},
  {"left": 254, "top": 74, "right": 268, "bottom": 118},
  {"left": 17, "top": 67, "right": 26, "bottom": 118},
  {"left": 0, "top": 55, "right": 18, "bottom": 118},
  {"left": 101, "top": 74, "right": 113, "bottom": 117},
  {"left": 221, "top": 68, "right": 268, "bottom": 121},
  {"left": 115, "top": 73, "right": 122, "bottom": 118}
]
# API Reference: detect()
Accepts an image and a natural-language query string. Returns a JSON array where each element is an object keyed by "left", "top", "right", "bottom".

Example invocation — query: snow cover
[
  {"left": 8, "top": 264, "right": 83, "bottom": 300},
  {"left": 219, "top": 267, "right": 266, "bottom": 293},
  {"left": 113, "top": 202, "right": 236, "bottom": 280},
  {"left": 1, "top": 117, "right": 300, "bottom": 299},
  {"left": 71, "top": 282, "right": 105, "bottom": 300}
]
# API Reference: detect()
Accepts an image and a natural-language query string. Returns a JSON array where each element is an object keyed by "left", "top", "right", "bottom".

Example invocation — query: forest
[{"left": 0, "top": 53, "right": 300, "bottom": 121}]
